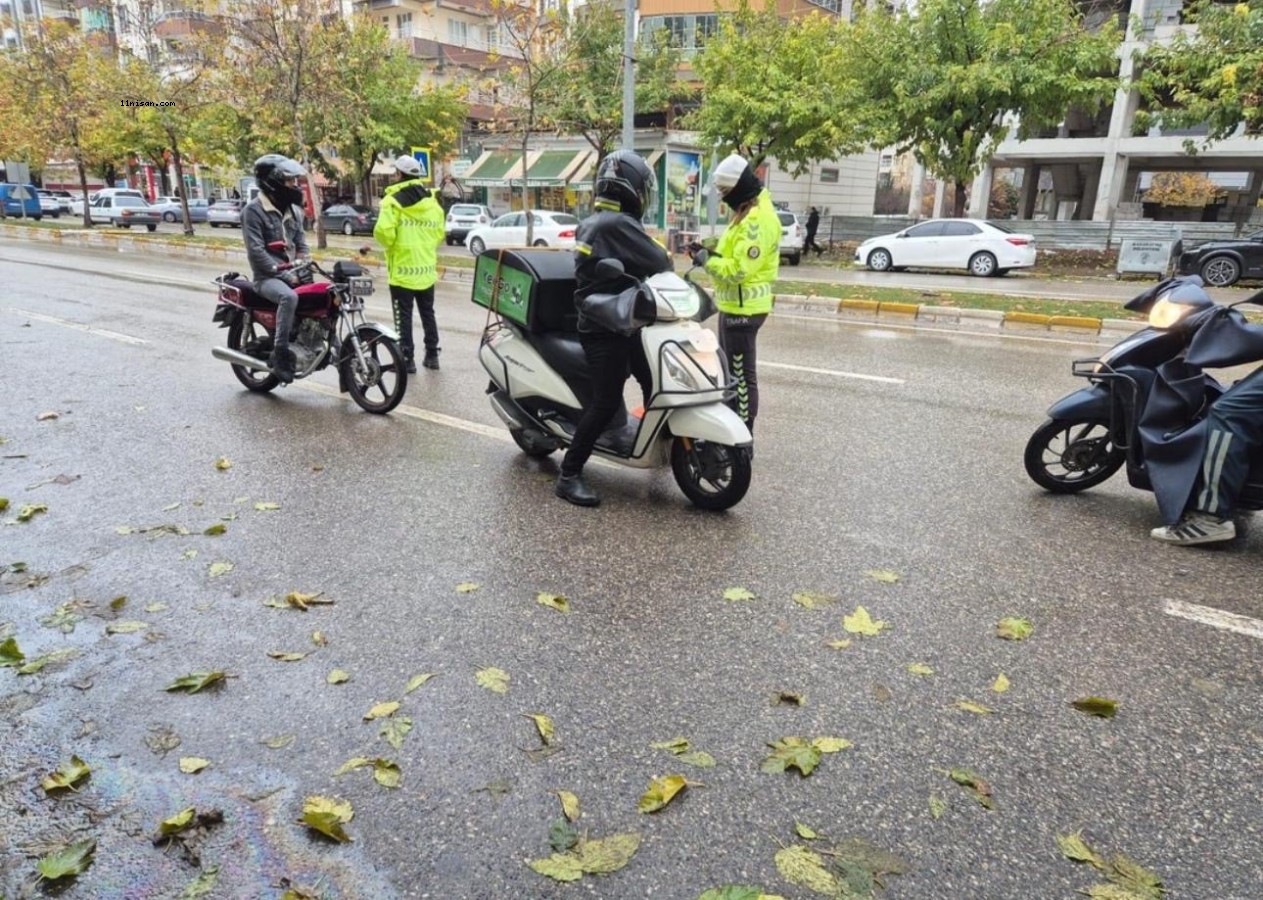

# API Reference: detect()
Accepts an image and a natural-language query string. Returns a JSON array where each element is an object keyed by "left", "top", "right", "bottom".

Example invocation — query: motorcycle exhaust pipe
[{"left": 212, "top": 346, "right": 272, "bottom": 372}]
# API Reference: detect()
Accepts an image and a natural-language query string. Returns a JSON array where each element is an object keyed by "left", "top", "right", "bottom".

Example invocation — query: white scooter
[{"left": 477, "top": 254, "right": 753, "bottom": 510}]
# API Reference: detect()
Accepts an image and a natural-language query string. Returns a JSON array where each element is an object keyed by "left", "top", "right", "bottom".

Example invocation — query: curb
[{"left": 3, "top": 224, "right": 1144, "bottom": 341}]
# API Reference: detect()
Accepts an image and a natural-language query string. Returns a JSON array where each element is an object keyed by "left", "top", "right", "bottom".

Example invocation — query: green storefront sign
[{"left": 471, "top": 255, "right": 535, "bottom": 328}]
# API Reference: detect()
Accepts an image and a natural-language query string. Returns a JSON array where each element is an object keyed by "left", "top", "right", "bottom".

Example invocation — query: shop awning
[
  {"left": 522, "top": 149, "right": 590, "bottom": 187},
  {"left": 570, "top": 149, "right": 663, "bottom": 188},
  {"left": 461, "top": 150, "right": 526, "bottom": 187}
]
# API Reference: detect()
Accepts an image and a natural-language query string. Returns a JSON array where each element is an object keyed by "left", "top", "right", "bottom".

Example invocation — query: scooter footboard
[{"left": 668, "top": 405, "right": 752, "bottom": 446}]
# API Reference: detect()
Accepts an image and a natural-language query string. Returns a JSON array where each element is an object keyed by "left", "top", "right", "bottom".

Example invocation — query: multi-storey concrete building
[{"left": 969, "top": 0, "right": 1262, "bottom": 224}]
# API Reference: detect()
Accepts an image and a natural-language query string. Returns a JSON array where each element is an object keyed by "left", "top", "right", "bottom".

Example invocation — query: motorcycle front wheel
[
  {"left": 227, "top": 315, "right": 280, "bottom": 393},
  {"left": 670, "top": 437, "right": 751, "bottom": 511},
  {"left": 341, "top": 327, "right": 407, "bottom": 414},
  {"left": 1024, "top": 417, "right": 1125, "bottom": 493}
]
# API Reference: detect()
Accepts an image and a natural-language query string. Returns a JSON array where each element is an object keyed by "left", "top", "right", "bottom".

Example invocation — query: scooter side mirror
[{"left": 595, "top": 258, "right": 626, "bottom": 280}]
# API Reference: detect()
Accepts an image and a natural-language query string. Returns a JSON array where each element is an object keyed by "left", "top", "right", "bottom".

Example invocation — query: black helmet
[
  {"left": 253, "top": 153, "right": 306, "bottom": 204},
  {"left": 595, "top": 150, "right": 656, "bottom": 219}
]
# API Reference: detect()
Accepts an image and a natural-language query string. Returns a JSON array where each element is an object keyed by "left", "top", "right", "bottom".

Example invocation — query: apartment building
[{"left": 968, "top": 0, "right": 1262, "bottom": 224}]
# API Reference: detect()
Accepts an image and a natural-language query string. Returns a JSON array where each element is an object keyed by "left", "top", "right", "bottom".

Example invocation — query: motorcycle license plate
[{"left": 349, "top": 276, "right": 373, "bottom": 297}]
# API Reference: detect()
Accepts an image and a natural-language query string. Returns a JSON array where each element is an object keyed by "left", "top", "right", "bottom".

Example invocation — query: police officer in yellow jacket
[
  {"left": 689, "top": 153, "right": 779, "bottom": 434},
  {"left": 374, "top": 155, "right": 445, "bottom": 372}
]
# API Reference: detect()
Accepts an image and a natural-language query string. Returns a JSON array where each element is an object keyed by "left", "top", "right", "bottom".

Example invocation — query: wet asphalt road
[{"left": 1, "top": 239, "right": 1261, "bottom": 900}]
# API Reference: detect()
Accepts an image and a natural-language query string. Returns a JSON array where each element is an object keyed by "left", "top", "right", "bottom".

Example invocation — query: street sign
[
  {"left": 410, "top": 146, "right": 433, "bottom": 185},
  {"left": 1117, "top": 238, "right": 1176, "bottom": 277}
]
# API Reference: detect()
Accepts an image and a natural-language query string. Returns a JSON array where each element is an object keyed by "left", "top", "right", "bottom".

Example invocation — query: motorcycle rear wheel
[
  {"left": 227, "top": 315, "right": 280, "bottom": 393},
  {"left": 1024, "top": 417, "right": 1124, "bottom": 493},
  {"left": 670, "top": 436, "right": 751, "bottom": 510},
  {"left": 341, "top": 327, "right": 407, "bottom": 414}
]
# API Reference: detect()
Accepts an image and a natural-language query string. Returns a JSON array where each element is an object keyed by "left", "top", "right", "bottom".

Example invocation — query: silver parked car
[
  {"left": 151, "top": 196, "right": 210, "bottom": 223},
  {"left": 207, "top": 199, "right": 245, "bottom": 228}
]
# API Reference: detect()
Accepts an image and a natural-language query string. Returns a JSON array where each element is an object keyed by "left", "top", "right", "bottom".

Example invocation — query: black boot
[
  {"left": 422, "top": 349, "right": 440, "bottom": 370},
  {"left": 555, "top": 473, "right": 600, "bottom": 507},
  {"left": 405, "top": 357, "right": 417, "bottom": 375},
  {"left": 268, "top": 346, "right": 297, "bottom": 384}
]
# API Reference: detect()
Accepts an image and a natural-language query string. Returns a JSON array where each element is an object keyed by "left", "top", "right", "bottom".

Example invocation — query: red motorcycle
[{"left": 210, "top": 249, "right": 407, "bottom": 414}]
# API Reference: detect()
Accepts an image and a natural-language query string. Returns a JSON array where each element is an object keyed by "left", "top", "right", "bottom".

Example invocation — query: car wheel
[
  {"left": 788, "top": 253, "right": 801, "bottom": 266},
  {"left": 969, "top": 251, "right": 998, "bottom": 277},
  {"left": 120, "top": 223, "right": 131, "bottom": 229},
  {"left": 211, "top": 222, "right": 219, "bottom": 228},
  {"left": 163, "top": 212, "right": 176, "bottom": 222},
  {"left": 146, "top": 224, "right": 156, "bottom": 232},
  {"left": 343, "top": 221, "right": 354, "bottom": 236},
  {"left": 470, "top": 237, "right": 486, "bottom": 255},
  {"left": 866, "top": 248, "right": 892, "bottom": 272},
  {"left": 1201, "top": 256, "right": 1241, "bottom": 288},
  {"left": 532, "top": 239, "right": 548, "bottom": 247}
]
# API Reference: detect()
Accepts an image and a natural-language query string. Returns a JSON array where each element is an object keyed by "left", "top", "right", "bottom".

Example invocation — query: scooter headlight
[
  {"left": 662, "top": 345, "right": 703, "bottom": 391},
  {"left": 1149, "top": 296, "right": 1192, "bottom": 329}
]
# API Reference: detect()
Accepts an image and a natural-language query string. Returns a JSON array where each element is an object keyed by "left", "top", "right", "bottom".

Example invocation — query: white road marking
[
  {"left": 762, "top": 360, "right": 904, "bottom": 384},
  {"left": 299, "top": 381, "right": 511, "bottom": 442},
  {"left": 1164, "top": 599, "right": 1263, "bottom": 641},
  {"left": 774, "top": 311, "right": 1105, "bottom": 347},
  {"left": 5, "top": 307, "right": 149, "bottom": 346}
]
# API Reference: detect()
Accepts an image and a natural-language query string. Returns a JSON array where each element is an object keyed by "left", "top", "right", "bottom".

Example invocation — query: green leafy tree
[
  {"left": 104, "top": 20, "right": 234, "bottom": 234},
  {"left": 488, "top": 0, "right": 576, "bottom": 243},
  {"left": 216, "top": 0, "right": 345, "bottom": 247},
  {"left": 0, "top": 21, "right": 132, "bottom": 225},
  {"left": 1133, "top": 0, "right": 1263, "bottom": 142},
  {"left": 686, "top": 1, "right": 878, "bottom": 174},
  {"left": 850, "top": 0, "right": 1122, "bottom": 216},
  {"left": 537, "top": 1, "right": 685, "bottom": 173},
  {"left": 308, "top": 15, "right": 468, "bottom": 205}
]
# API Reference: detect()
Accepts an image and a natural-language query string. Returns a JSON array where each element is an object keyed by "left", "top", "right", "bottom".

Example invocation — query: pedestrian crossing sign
[{"left": 410, "top": 147, "right": 432, "bottom": 185}]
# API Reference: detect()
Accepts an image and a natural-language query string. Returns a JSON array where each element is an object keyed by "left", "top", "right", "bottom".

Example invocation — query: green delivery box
[{"left": 471, "top": 248, "right": 579, "bottom": 333}]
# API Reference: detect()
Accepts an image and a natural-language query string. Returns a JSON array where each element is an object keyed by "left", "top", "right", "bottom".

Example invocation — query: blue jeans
[
  {"left": 1193, "top": 366, "right": 1263, "bottom": 518},
  {"left": 254, "top": 277, "right": 298, "bottom": 352}
]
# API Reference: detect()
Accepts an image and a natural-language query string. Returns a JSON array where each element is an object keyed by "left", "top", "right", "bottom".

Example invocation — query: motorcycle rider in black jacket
[{"left": 555, "top": 150, "right": 673, "bottom": 507}]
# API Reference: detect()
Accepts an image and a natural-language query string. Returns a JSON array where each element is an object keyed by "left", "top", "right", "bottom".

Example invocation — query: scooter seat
[{"left": 526, "top": 331, "right": 591, "bottom": 395}]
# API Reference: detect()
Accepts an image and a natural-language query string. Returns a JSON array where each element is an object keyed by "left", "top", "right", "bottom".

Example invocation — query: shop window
[{"left": 819, "top": 168, "right": 839, "bottom": 184}]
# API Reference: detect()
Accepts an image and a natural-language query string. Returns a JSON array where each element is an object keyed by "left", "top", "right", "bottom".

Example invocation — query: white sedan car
[
  {"left": 466, "top": 210, "right": 580, "bottom": 255},
  {"left": 855, "top": 218, "right": 1036, "bottom": 277}
]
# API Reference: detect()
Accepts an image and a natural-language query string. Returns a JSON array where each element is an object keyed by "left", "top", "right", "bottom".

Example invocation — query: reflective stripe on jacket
[
  {"left": 373, "top": 179, "right": 445, "bottom": 290},
  {"left": 703, "top": 189, "right": 780, "bottom": 316}
]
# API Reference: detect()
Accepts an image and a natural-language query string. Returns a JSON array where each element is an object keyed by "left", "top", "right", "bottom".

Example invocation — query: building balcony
[{"left": 153, "top": 10, "right": 224, "bottom": 39}]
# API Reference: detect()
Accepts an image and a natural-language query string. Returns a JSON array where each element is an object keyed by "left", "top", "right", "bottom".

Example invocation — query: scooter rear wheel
[
  {"left": 1024, "top": 417, "right": 1124, "bottom": 493},
  {"left": 671, "top": 437, "right": 751, "bottom": 510}
]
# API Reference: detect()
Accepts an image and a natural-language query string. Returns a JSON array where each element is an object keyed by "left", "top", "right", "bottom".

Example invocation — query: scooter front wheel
[
  {"left": 1024, "top": 417, "right": 1124, "bottom": 493},
  {"left": 671, "top": 437, "right": 751, "bottom": 511}
]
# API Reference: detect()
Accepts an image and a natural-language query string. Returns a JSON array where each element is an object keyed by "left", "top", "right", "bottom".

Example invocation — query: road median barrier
[
  {"left": 1048, "top": 314, "right": 1102, "bottom": 334},
  {"left": 839, "top": 297, "right": 880, "bottom": 317},
  {"left": 877, "top": 301, "right": 919, "bottom": 318},
  {"left": 1002, "top": 311, "right": 1053, "bottom": 329}
]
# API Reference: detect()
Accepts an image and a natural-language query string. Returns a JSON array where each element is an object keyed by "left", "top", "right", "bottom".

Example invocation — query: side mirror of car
[{"left": 595, "top": 258, "right": 626, "bottom": 280}]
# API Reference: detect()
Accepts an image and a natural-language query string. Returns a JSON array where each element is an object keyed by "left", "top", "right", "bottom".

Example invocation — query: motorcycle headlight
[{"left": 1149, "top": 296, "right": 1191, "bottom": 329}]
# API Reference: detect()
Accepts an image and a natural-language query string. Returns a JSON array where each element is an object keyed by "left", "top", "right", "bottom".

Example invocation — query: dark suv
[{"left": 1177, "top": 229, "right": 1263, "bottom": 287}]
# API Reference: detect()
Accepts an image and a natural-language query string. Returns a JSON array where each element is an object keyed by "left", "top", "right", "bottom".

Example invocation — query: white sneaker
[{"left": 1150, "top": 512, "right": 1236, "bottom": 546}]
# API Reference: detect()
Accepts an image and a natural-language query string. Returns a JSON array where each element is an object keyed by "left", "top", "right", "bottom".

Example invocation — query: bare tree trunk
[
  {"left": 953, "top": 181, "right": 968, "bottom": 218},
  {"left": 521, "top": 131, "right": 533, "bottom": 245},
  {"left": 75, "top": 154, "right": 93, "bottom": 229},
  {"left": 168, "top": 132, "right": 195, "bottom": 236}
]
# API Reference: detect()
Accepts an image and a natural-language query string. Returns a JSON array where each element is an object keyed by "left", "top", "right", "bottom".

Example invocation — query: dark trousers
[
  {"left": 560, "top": 331, "right": 653, "bottom": 476},
  {"left": 390, "top": 284, "right": 439, "bottom": 361},
  {"left": 804, "top": 229, "right": 824, "bottom": 255},
  {"left": 255, "top": 278, "right": 298, "bottom": 350},
  {"left": 719, "top": 312, "right": 767, "bottom": 433},
  {"left": 1192, "top": 366, "right": 1263, "bottom": 518}
]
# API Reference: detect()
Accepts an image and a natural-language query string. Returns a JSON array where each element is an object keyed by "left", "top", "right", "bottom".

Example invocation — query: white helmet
[
  {"left": 712, "top": 153, "right": 750, "bottom": 195},
  {"left": 394, "top": 155, "right": 422, "bottom": 178}
]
